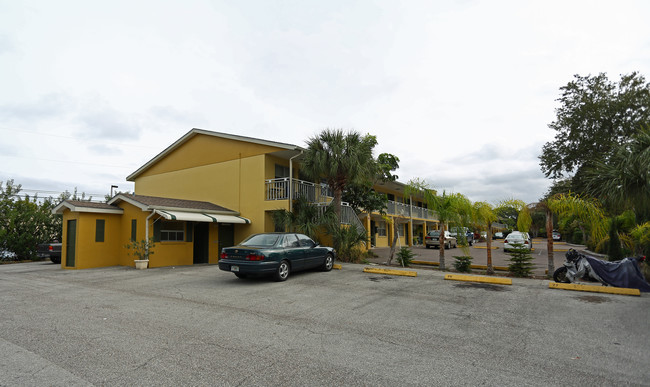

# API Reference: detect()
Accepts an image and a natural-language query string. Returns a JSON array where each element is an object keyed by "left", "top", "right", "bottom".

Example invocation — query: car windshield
[
  {"left": 428, "top": 231, "right": 440, "bottom": 237},
  {"left": 240, "top": 234, "right": 281, "bottom": 247}
]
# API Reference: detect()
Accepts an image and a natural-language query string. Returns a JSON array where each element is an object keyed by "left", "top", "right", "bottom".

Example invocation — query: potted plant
[{"left": 125, "top": 237, "right": 155, "bottom": 269}]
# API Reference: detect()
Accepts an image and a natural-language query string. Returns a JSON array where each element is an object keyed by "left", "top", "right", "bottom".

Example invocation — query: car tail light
[
  {"left": 504, "top": 239, "right": 509, "bottom": 244},
  {"left": 246, "top": 254, "right": 264, "bottom": 261},
  {"left": 220, "top": 252, "right": 227, "bottom": 259},
  {"left": 524, "top": 240, "right": 529, "bottom": 245},
  {"left": 48, "top": 245, "right": 53, "bottom": 251}
]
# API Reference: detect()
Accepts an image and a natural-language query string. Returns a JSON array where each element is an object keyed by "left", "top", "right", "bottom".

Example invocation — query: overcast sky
[{"left": 1, "top": 0, "right": 649, "bottom": 204}]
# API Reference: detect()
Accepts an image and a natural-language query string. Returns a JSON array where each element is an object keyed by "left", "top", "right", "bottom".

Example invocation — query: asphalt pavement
[{"left": 1, "top": 260, "right": 648, "bottom": 386}]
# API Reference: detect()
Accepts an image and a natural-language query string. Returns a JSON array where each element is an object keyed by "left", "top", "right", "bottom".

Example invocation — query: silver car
[
  {"left": 424, "top": 230, "right": 457, "bottom": 249},
  {"left": 503, "top": 231, "right": 532, "bottom": 252}
]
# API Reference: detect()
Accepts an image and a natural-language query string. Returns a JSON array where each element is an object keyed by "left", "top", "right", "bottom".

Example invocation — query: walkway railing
[
  {"left": 265, "top": 178, "right": 332, "bottom": 202},
  {"left": 387, "top": 200, "right": 437, "bottom": 221},
  {"left": 316, "top": 202, "right": 366, "bottom": 234}
]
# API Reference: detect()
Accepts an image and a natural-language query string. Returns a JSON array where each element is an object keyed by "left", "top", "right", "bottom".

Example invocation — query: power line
[{"left": 1, "top": 154, "right": 136, "bottom": 169}]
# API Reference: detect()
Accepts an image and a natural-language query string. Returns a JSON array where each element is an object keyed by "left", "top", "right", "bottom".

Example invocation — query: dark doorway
[
  {"left": 193, "top": 223, "right": 209, "bottom": 264},
  {"left": 218, "top": 224, "right": 235, "bottom": 254},
  {"left": 370, "top": 220, "right": 376, "bottom": 247},
  {"left": 66, "top": 220, "right": 76, "bottom": 267}
]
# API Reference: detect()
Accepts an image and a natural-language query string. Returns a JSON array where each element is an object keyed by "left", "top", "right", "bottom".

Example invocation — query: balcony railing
[
  {"left": 265, "top": 178, "right": 437, "bottom": 222},
  {"left": 265, "top": 178, "right": 332, "bottom": 202},
  {"left": 387, "top": 200, "right": 437, "bottom": 221}
]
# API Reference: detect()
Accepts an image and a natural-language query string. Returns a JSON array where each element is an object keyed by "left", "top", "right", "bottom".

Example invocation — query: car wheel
[
  {"left": 234, "top": 273, "right": 248, "bottom": 279},
  {"left": 321, "top": 254, "right": 334, "bottom": 271},
  {"left": 425, "top": 244, "right": 430, "bottom": 249},
  {"left": 274, "top": 260, "right": 290, "bottom": 282}
]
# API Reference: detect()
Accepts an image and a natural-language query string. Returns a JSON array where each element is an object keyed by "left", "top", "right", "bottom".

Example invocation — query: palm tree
[
  {"left": 301, "top": 129, "right": 378, "bottom": 223},
  {"left": 582, "top": 124, "right": 650, "bottom": 223},
  {"left": 406, "top": 179, "right": 472, "bottom": 270},
  {"left": 547, "top": 193, "right": 608, "bottom": 246},
  {"left": 473, "top": 201, "right": 497, "bottom": 274}
]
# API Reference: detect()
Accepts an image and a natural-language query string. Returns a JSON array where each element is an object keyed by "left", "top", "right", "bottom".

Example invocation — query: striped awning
[{"left": 155, "top": 210, "right": 250, "bottom": 224}]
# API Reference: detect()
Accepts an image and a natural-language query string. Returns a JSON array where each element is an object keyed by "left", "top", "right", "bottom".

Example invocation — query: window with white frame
[{"left": 160, "top": 221, "right": 184, "bottom": 241}]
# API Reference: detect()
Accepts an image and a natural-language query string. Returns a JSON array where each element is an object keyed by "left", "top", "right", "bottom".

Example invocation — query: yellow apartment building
[{"left": 54, "top": 129, "right": 440, "bottom": 269}]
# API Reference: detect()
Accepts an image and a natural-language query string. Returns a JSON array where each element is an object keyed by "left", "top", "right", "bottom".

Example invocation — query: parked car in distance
[
  {"left": 493, "top": 232, "right": 504, "bottom": 239},
  {"left": 37, "top": 242, "right": 62, "bottom": 264},
  {"left": 449, "top": 227, "right": 474, "bottom": 246},
  {"left": 218, "top": 233, "right": 336, "bottom": 281},
  {"left": 424, "top": 230, "right": 457, "bottom": 249},
  {"left": 552, "top": 230, "right": 561, "bottom": 241},
  {"left": 503, "top": 231, "right": 532, "bottom": 252}
]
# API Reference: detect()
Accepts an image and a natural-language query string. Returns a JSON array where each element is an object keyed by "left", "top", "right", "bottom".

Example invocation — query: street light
[{"left": 110, "top": 185, "right": 118, "bottom": 197}]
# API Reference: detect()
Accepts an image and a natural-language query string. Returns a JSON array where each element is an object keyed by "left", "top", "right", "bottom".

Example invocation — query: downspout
[
  {"left": 145, "top": 210, "right": 156, "bottom": 258},
  {"left": 288, "top": 149, "right": 303, "bottom": 213}
]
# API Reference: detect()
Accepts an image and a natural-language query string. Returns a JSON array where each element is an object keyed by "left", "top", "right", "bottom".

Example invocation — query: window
[
  {"left": 297, "top": 234, "right": 315, "bottom": 247},
  {"left": 131, "top": 219, "right": 137, "bottom": 242},
  {"left": 95, "top": 219, "right": 105, "bottom": 242},
  {"left": 377, "top": 221, "right": 387, "bottom": 237},
  {"left": 160, "top": 221, "right": 184, "bottom": 241},
  {"left": 282, "top": 234, "right": 300, "bottom": 248},
  {"left": 275, "top": 164, "right": 290, "bottom": 178}
]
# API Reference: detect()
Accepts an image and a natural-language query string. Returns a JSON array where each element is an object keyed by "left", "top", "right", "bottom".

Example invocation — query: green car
[{"left": 219, "top": 233, "right": 336, "bottom": 281}]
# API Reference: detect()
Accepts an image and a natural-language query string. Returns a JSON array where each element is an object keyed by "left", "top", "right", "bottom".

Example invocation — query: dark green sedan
[{"left": 218, "top": 233, "right": 336, "bottom": 281}]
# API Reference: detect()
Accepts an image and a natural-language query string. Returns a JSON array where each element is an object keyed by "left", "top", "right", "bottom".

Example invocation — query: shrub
[
  {"left": 396, "top": 247, "right": 414, "bottom": 267},
  {"left": 506, "top": 242, "right": 534, "bottom": 277},
  {"left": 327, "top": 224, "right": 366, "bottom": 263},
  {"left": 453, "top": 256, "right": 472, "bottom": 273}
]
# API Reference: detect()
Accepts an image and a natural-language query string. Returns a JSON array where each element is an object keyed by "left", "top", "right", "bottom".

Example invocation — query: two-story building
[{"left": 54, "top": 128, "right": 440, "bottom": 269}]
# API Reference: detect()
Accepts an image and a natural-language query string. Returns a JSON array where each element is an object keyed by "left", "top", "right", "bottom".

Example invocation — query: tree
[
  {"left": 302, "top": 129, "right": 378, "bottom": 223},
  {"left": 406, "top": 179, "right": 472, "bottom": 270},
  {"left": 0, "top": 180, "right": 61, "bottom": 259},
  {"left": 581, "top": 124, "right": 650, "bottom": 223},
  {"left": 473, "top": 201, "right": 497, "bottom": 274},
  {"left": 272, "top": 196, "right": 333, "bottom": 243},
  {"left": 547, "top": 193, "right": 608, "bottom": 248},
  {"left": 341, "top": 152, "right": 399, "bottom": 215},
  {"left": 540, "top": 72, "right": 650, "bottom": 179}
]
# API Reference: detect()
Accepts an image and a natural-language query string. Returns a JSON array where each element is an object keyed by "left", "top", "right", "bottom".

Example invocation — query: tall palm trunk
[
  {"left": 333, "top": 188, "right": 343, "bottom": 224},
  {"left": 486, "top": 224, "right": 494, "bottom": 274},
  {"left": 546, "top": 208, "right": 554, "bottom": 278},
  {"left": 439, "top": 224, "right": 446, "bottom": 270}
]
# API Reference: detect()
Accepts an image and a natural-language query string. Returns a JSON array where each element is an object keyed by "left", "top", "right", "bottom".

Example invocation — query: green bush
[
  {"left": 506, "top": 242, "right": 534, "bottom": 277},
  {"left": 396, "top": 247, "right": 414, "bottom": 267},
  {"left": 453, "top": 256, "right": 472, "bottom": 273}
]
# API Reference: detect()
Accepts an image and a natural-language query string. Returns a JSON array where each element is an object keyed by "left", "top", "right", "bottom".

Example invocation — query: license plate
[{"left": 231, "top": 265, "right": 239, "bottom": 272}]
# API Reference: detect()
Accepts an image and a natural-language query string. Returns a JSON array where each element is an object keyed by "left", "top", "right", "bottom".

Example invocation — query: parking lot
[{"left": 1, "top": 261, "right": 648, "bottom": 386}]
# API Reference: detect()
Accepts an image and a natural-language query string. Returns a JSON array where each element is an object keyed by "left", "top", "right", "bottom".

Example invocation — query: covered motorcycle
[{"left": 554, "top": 249, "right": 650, "bottom": 292}]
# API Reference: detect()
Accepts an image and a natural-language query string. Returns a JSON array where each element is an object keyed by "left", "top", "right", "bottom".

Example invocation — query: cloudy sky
[{"left": 1, "top": 0, "right": 649, "bottom": 204}]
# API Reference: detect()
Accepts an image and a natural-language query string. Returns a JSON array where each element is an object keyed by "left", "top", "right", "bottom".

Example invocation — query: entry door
[
  {"left": 193, "top": 223, "right": 209, "bottom": 264},
  {"left": 218, "top": 224, "right": 235, "bottom": 254},
  {"left": 66, "top": 220, "right": 76, "bottom": 267},
  {"left": 370, "top": 220, "right": 376, "bottom": 247}
]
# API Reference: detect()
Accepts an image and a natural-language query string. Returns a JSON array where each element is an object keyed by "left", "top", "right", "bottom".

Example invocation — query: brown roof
[
  {"left": 119, "top": 194, "right": 236, "bottom": 213},
  {"left": 65, "top": 201, "right": 121, "bottom": 210}
]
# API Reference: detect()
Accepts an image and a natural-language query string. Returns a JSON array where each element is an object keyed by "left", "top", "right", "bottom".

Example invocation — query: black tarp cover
[{"left": 585, "top": 256, "right": 650, "bottom": 292}]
